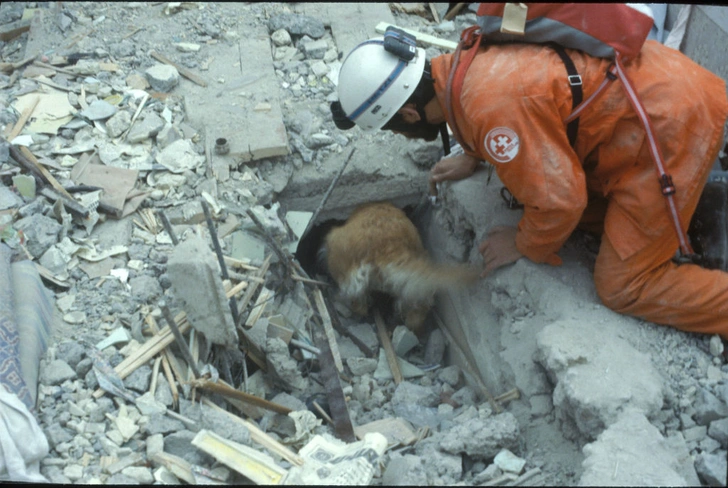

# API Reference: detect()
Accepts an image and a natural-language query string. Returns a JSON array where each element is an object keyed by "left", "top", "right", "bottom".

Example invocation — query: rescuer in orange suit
[{"left": 331, "top": 36, "right": 728, "bottom": 338}]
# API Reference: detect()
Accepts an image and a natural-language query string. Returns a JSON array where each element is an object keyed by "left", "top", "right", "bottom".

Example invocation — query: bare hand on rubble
[
  {"left": 478, "top": 226, "right": 523, "bottom": 278},
  {"left": 429, "top": 153, "right": 479, "bottom": 186}
]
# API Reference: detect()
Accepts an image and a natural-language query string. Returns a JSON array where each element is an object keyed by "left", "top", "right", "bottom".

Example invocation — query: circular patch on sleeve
[{"left": 484, "top": 127, "right": 520, "bottom": 163}]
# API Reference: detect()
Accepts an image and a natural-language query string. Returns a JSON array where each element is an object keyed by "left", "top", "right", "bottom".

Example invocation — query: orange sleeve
[{"left": 474, "top": 94, "right": 588, "bottom": 266}]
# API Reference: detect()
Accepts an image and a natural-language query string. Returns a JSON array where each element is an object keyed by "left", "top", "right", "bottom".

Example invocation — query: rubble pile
[{"left": 1, "top": 2, "right": 728, "bottom": 486}]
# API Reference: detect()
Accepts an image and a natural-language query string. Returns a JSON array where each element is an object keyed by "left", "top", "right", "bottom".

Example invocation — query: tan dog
[{"left": 321, "top": 202, "right": 477, "bottom": 333}]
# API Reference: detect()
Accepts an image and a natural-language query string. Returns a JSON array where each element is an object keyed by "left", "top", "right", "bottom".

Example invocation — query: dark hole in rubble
[{"left": 295, "top": 203, "right": 430, "bottom": 330}]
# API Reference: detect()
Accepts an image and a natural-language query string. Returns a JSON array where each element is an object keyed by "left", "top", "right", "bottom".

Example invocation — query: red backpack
[{"left": 446, "top": 3, "right": 693, "bottom": 256}]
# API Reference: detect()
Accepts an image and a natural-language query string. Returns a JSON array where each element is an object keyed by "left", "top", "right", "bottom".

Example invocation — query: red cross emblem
[{"left": 485, "top": 127, "right": 520, "bottom": 163}]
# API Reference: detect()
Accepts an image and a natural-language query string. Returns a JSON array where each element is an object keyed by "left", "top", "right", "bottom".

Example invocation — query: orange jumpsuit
[{"left": 431, "top": 40, "right": 728, "bottom": 337}]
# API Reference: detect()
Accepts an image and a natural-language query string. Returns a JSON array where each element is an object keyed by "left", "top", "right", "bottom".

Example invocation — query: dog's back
[{"left": 323, "top": 202, "right": 476, "bottom": 332}]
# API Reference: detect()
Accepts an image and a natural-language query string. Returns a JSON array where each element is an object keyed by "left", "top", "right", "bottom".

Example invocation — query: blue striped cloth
[{"left": 0, "top": 244, "right": 53, "bottom": 412}]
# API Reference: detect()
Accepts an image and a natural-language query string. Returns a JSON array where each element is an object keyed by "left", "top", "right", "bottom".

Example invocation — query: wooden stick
[
  {"left": 312, "top": 400, "right": 334, "bottom": 426},
  {"left": 120, "top": 92, "right": 149, "bottom": 141},
  {"left": 150, "top": 50, "right": 208, "bottom": 87},
  {"left": 494, "top": 388, "right": 520, "bottom": 404},
  {"left": 5, "top": 96, "right": 39, "bottom": 140},
  {"left": 292, "top": 273, "right": 330, "bottom": 287},
  {"left": 93, "top": 312, "right": 190, "bottom": 398},
  {"left": 146, "top": 314, "right": 182, "bottom": 406},
  {"left": 222, "top": 255, "right": 260, "bottom": 272},
  {"left": 374, "top": 309, "right": 403, "bottom": 385},
  {"left": 302, "top": 147, "right": 356, "bottom": 239},
  {"left": 444, "top": 2, "right": 467, "bottom": 21},
  {"left": 15, "top": 146, "right": 76, "bottom": 202},
  {"left": 313, "top": 288, "right": 343, "bottom": 372},
  {"left": 34, "top": 76, "right": 72, "bottom": 92},
  {"left": 123, "top": 26, "right": 144, "bottom": 39},
  {"left": 226, "top": 279, "right": 249, "bottom": 298},
  {"left": 32, "top": 60, "right": 79, "bottom": 77},
  {"left": 160, "top": 353, "right": 179, "bottom": 407},
  {"left": 150, "top": 356, "right": 162, "bottom": 396},
  {"left": 202, "top": 396, "right": 305, "bottom": 466},
  {"left": 236, "top": 254, "right": 271, "bottom": 328},
  {"left": 192, "top": 379, "right": 292, "bottom": 415},
  {"left": 433, "top": 310, "right": 501, "bottom": 413},
  {"left": 429, "top": 2, "right": 441, "bottom": 23}
]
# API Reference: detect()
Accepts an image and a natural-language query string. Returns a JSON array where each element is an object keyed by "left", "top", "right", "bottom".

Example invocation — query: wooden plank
[
  {"left": 375, "top": 22, "right": 458, "bottom": 50},
  {"left": 374, "top": 309, "right": 403, "bottom": 385},
  {"left": 313, "top": 289, "right": 343, "bottom": 372},
  {"left": 191, "top": 379, "right": 292, "bottom": 415},
  {"left": 201, "top": 397, "right": 304, "bottom": 466},
  {"left": 191, "top": 429, "right": 287, "bottom": 485},
  {"left": 185, "top": 25, "right": 288, "bottom": 164},
  {"left": 151, "top": 452, "right": 195, "bottom": 484},
  {"left": 4, "top": 96, "right": 38, "bottom": 139}
]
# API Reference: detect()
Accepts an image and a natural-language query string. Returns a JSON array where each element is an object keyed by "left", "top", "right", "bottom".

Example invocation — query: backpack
[{"left": 446, "top": 3, "right": 694, "bottom": 257}]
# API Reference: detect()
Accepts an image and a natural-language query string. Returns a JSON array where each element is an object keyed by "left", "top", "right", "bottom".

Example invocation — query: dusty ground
[{"left": 2, "top": 2, "right": 728, "bottom": 486}]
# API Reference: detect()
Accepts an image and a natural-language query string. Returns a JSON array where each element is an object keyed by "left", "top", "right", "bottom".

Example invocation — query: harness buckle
[
  {"left": 660, "top": 174, "right": 676, "bottom": 196},
  {"left": 568, "top": 74, "right": 583, "bottom": 86}
]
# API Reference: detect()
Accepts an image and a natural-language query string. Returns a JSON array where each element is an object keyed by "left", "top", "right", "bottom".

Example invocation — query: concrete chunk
[
  {"left": 438, "top": 411, "right": 520, "bottom": 459},
  {"left": 580, "top": 410, "right": 700, "bottom": 486},
  {"left": 145, "top": 64, "right": 180, "bottom": 92},
  {"left": 167, "top": 234, "right": 238, "bottom": 346},
  {"left": 535, "top": 319, "right": 663, "bottom": 439}
]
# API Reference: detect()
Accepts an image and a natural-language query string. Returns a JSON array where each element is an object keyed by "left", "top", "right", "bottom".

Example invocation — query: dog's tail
[{"left": 381, "top": 258, "right": 478, "bottom": 304}]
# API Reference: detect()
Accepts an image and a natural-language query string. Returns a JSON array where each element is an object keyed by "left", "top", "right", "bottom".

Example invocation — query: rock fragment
[
  {"left": 268, "top": 14, "right": 325, "bottom": 39},
  {"left": 145, "top": 64, "right": 180, "bottom": 92}
]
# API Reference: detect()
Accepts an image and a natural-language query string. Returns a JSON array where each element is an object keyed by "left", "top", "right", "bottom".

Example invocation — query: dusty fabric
[
  {"left": 431, "top": 40, "right": 728, "bottom": 335},
  {"left": 0, "top": 245, "right": 33, "bottom": 411},
  {"left": 12, "top": 259, "right": 53, "bottom": 406},
  {"left": 0, "top": 384, "right": 49, "bottom": 483}
]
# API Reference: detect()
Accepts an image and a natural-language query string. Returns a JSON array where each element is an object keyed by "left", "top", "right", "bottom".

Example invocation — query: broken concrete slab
[
  {"left": 278, "top": 136, "right": 432, "bottom": 220},
  {"left": 535, "top": 318, "right": 664, "bottom": 439},
  {"left": 579, "top": 410, "right": 700, "bottom": 486},
  {"left": 167, "top": 234, "right": 238, "bottom": 346},
  {"left": 185, "top": 24, "right": 288, "bottom": 165},
  {"left": 292, "top": 3, "right": 396, "bottom": 60},
  {"left": 438, "top": 411, "right": 520, "bottom": 459}
]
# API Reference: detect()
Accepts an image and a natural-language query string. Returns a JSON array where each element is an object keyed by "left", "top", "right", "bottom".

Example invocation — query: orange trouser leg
[{"left": 594, "top": 232, "right": 728, "bottom": 339}]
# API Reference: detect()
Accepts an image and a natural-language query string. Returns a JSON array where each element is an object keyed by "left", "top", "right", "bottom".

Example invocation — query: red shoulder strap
[{"left": 445, "top": 26, "right": 482, "bottom": 155}]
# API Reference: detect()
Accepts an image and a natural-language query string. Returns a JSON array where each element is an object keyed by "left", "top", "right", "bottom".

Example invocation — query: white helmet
[{"left": 336, "top": 36, "right": 426, "bottom": 131}]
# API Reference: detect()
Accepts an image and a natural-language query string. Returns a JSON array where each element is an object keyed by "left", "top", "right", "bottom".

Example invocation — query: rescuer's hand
[
  {"left": 478, "top": 226, "right": 522, "bottom": 278},
  {"left": 430, "top": 153, "right": 479, "bottom": 184}
]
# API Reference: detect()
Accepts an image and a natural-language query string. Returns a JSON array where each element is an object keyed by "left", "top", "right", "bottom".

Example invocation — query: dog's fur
[{"left": 320, "top": 202, "right": 477, "bottom": 333}]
